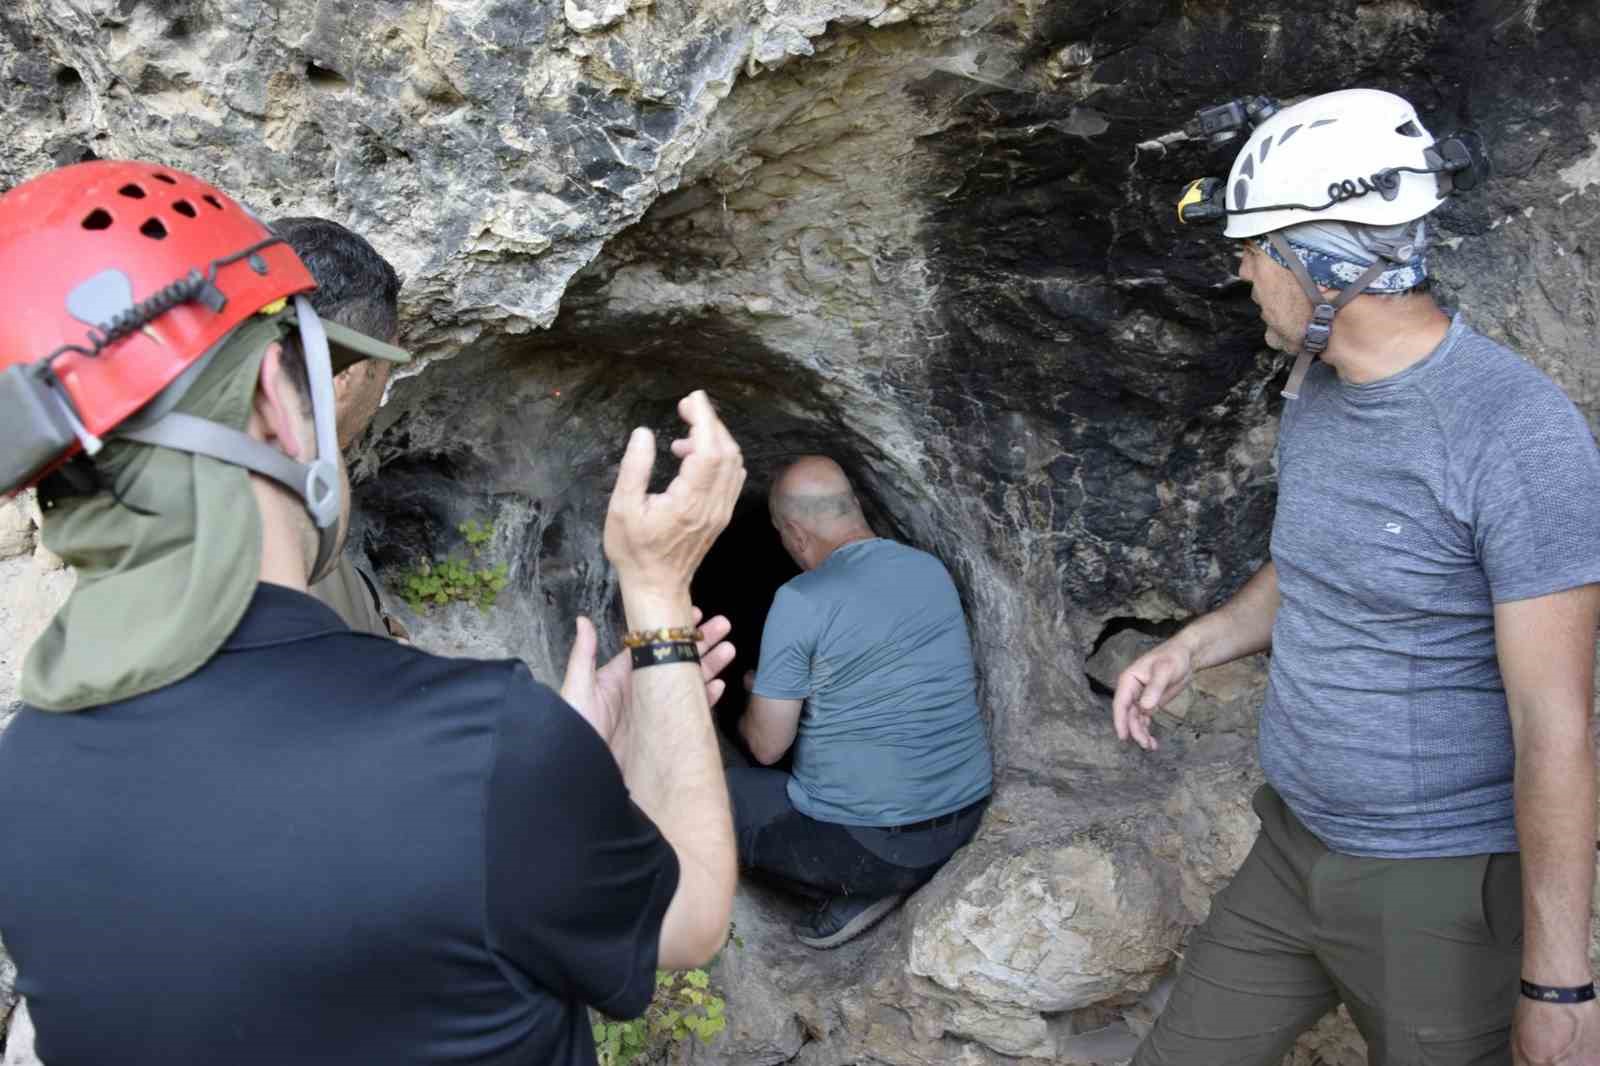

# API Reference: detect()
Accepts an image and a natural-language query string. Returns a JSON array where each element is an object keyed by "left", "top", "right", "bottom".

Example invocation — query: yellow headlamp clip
[{"left": 1176, "top": 177, "right": 1227, "bottom": 225}]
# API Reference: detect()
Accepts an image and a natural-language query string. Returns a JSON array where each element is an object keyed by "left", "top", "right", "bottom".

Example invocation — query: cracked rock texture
[{"left": 5, "top": 1, "right": 1600, "bottom": 1063}]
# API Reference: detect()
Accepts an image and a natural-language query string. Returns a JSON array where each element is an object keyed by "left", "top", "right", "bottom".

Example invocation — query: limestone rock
[
  {"left": 0, "top": 947, "right": 13, "bottom": 1035},
  {"left": 0, "top": 557, "right": 76, "bottom": 714},
  {"left": 563, "top": 0, "right": 633, "bottom": 35},
  {"left": 1284, "top": 1007, "right": 1367, "bottom": 1066},
  {"left": 0, "top": 500, "right": 31, "bottom": 561},
  {"left": 29, "top": 541, "right": 64, "bottom": 573},
  {"left": 909, "top": 833, "right": 1184, "bottom": 1012},
  {"left": 2, "top": 997, "right": 38, "bottom": 1066}
]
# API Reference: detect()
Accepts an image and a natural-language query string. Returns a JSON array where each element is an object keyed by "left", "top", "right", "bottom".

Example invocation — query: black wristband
[
  {"left": 1521, "top": 979, "right": 1597, "bottom": 1004},
  {"left": 630, "top": 641, "right": 700, "bottom": 670}
]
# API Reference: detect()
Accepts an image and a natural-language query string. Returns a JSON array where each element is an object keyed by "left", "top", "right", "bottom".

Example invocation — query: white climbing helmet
[{"left": 1223, "top": 89, "right": 1445, "bottom": 238}]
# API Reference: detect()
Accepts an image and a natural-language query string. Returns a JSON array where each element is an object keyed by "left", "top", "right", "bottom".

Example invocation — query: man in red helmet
[{"left": 0, "top": 161, "right": 746, "bottom": 1066}]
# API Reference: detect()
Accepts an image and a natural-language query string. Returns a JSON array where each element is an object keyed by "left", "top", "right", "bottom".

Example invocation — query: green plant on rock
[
  {"left": 459, "top": 517, "right": 493, "bottom": 550},
  {"left": 394, "top": 518, "right": 509, "bottom": 614},
  {"left": 592, "top": 968, "right": 727, "bottom": 1066}
]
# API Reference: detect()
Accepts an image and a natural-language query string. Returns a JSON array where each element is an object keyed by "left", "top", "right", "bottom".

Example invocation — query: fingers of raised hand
[
  {"left": 677, "top": 390, "right": 718, "bottom": 439},
  {"left": 707, "top": 678, "right": 728, "bottom": 708},
  {"left": 609, "top": 427, "right": 657, "bottom": 513},
  {"left": 670, "top": 392, "right": 743, "bottom": 493}
]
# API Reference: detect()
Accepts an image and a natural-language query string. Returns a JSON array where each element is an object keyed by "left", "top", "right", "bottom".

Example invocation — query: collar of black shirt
[{"left": 223, "top": 582, "right": 355, "bottom": 650}]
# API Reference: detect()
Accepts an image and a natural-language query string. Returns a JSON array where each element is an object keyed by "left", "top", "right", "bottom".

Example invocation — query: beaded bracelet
[
  {"left": 630, "top": 640, "right": 701, "bottom": 669},
  {"left": 1521, "top": 979, "right": 1597, "bottom": 1004},
  {"left": 622, "top": 626, "right": 703, "bottom": 648}
]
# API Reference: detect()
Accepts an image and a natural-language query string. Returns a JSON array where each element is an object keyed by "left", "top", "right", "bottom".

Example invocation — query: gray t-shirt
[
  {"left": 753, "top": 538, "right": 993, "bottom": 827},
  {"left": 1263, "top": 314, "right": 1600, "bottom": 858}
]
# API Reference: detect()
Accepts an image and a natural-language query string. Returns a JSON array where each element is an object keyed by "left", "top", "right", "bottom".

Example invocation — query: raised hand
[{"left": 604, "top": 391, "right": 745, "bottom": 608}]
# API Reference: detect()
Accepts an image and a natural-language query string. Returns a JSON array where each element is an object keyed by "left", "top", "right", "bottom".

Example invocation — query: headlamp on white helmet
[
  {"left": 1170, "top": 89, "right": 1488, "bottom": 399},
  {"left": 1174, "top": 90, "right": 1486, "bottom": 232}
]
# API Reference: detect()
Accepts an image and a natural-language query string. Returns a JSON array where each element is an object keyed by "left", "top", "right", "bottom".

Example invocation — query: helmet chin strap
[
  {"left": 289, "top": 295, "right": 344, "bottom": 582},
  {"left": 1267, "top": 231, "right": 1391, "bottom": 400},
  {"left": 117, "top": 298, "right": 344, "bottom": 584}
]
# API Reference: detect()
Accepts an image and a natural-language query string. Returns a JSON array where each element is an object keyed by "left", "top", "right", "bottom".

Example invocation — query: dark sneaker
[{"left": 793, "top": 893, "right": 903, "bottom": 949}]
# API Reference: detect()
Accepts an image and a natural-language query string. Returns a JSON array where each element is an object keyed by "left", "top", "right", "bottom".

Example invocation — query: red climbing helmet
[
  {"left": 0, "top": 160, "right": 409, "bottom": 581},
  {"left": 0, "top": 160, "right": 318, "bottom": 489}
]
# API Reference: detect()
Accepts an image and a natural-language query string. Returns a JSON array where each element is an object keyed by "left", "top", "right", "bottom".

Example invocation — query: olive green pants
[{"left": 1136, "top": 785, "right": 1521, "bottom": 1066}]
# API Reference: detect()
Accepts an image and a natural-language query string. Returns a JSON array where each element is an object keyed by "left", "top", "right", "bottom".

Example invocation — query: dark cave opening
[
  {"left": 1084, "top": 614, "right": 1184, "bottom": 697},
  {"left": 690, "top": 493, "right": 801, "bottom": 748}
]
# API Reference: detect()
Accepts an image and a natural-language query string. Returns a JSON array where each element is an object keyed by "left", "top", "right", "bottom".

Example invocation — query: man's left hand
[
  {"left": 1515, "top": 997, "right": 1600, "bottom": 1064},
  {"left": 561, "top": 607, "right": 736, "bottom": 746}
]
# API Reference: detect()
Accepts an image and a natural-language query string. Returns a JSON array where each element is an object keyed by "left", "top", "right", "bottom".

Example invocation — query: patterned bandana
[{"left": 1256, "top": 219, "right": 1429, "bottom": 294}]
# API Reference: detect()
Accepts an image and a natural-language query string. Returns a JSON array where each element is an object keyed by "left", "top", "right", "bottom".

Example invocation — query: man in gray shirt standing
[
  {"left": 732, "top": 456, "right": 992, "bottom": 949},
  {"left": 1117, "top": 89, "right": 1600, "bottom": 1063}
]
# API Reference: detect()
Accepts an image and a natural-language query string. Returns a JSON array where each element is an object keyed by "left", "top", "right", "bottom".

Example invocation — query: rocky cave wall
[{"left": 4, "top": 1, "right": 1600, "bottom": 1063}]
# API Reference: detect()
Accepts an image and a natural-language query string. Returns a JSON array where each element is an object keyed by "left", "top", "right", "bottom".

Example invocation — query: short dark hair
[{"left": 269, "top": 216, "right": 401, "bottom": 343}]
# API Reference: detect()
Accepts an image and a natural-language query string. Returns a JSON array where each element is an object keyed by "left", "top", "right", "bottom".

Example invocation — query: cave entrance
[{"left": 691, "top": 493, "right": 801, "bottom": 746}]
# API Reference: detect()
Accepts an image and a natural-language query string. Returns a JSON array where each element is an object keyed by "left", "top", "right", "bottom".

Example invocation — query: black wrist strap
[
  {"left": 1521, "top": 980, "right": 1597, "bottom": 1004},
  {"left": 630, "top": 641, "right": 700, "bottom": 669}
]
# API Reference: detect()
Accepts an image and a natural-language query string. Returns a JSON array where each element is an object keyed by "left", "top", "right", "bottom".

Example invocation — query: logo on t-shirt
[{"left": 1383, "top": 522, "right": 1403, "bottom": 535}]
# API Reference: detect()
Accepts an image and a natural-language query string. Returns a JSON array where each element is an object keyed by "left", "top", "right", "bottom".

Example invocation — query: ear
[{"left": 252, "top": 342, "right": 310, "bottom": 462}]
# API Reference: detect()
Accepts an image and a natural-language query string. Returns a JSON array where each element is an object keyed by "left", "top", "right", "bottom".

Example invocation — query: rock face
[{"left": 4, "top": 1, "right": 1600, "bottom": 1063}]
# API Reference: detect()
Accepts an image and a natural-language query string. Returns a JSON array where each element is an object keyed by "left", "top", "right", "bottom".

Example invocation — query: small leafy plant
[
  {"left": 395, "top": 519, "right": 509, "bottom": 614},
  {"left": 459, "top": 517, "right": 493, "bottom": 550},
  {"left": 593, "top": 968, "right": 727, "bottom": 1066}
]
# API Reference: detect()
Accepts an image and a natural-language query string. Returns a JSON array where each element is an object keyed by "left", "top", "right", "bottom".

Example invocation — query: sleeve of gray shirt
[
  {"left": 1466, "top": 391, "right": 1600, "bottom": 603},
  {"left": 752, "top": 584, "right": 815, "bottom": 700}
]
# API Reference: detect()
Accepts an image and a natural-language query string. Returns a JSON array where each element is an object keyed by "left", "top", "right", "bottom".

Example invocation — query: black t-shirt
[{"left": 0, "top": 584, "right": 678, "bottom": 1065}]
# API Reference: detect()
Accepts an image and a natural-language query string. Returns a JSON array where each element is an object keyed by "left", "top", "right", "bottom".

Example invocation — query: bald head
[
  {"left": 770, "top": 456, "right": 858, "bottom": 525},
  {"left": 769, "top": 456, "right": 873, "bottom": 570}
]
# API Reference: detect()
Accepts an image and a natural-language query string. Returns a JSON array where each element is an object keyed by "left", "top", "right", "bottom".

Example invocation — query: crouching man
[{"left": 730, "top": 456, "right": 992, "bottom": 948}]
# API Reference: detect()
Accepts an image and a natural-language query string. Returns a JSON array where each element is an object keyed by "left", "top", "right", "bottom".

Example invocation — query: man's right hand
[
  {"left": 604, "top": 391, "right": 745, "bottom": 607},
  {"left": 1111, "top": 636, "right": 1196, "bottom": 752}
]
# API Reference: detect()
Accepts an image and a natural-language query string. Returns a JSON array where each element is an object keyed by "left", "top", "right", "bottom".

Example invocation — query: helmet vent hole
[
  {"left": 1278, "top": 124, "right": 1303, "bottom": 146},
  {"left": 118, "top": 183, "right": 147, "bottom": 200},
  {"left": 1310, "top": 118, "right": 1337, "bottom": 129},
  {"left": 139, "top": 217, "right": 168, "bottom": 240},
  {"left": 151, "top": 173, "right": 178, "bottom": 185},
  {"left": 1396, "top": 121, "right": 1424, "bottom": 138},
  {"left": 172, "top": 199, "right": 198, "bottom": 218},
  {"left": 1233, "top": 178, "right": 1250, "bottom": 210},
  {"left": 82, "top": 208, "right": 113, "bottom": 231},
  {"left": 1239, "top": 155, "right": 1255, "bottom": 180},
  {"left": 202, "top": 194, "right": 223, "bottom": 211}
]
